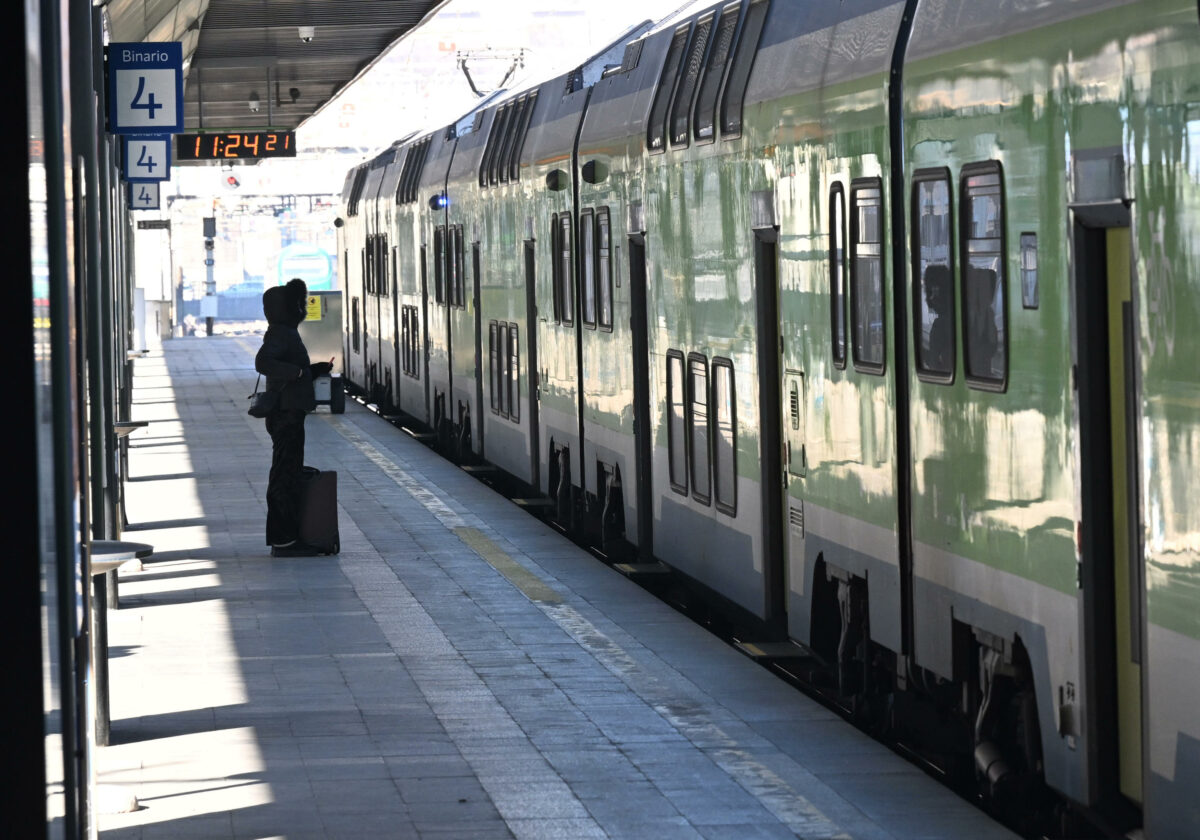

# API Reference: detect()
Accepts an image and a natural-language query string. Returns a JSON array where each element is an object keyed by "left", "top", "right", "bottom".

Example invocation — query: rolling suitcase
[{"left": 298, "top": 466, "right": 340, "bottom": 554}]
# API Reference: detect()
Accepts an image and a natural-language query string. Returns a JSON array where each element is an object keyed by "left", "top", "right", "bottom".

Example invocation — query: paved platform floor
[{"left": 98, "top": 335, "right": 1018, "bottom": 840}]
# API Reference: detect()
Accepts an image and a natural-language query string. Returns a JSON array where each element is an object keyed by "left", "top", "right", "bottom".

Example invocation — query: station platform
[{"left": 98, "top": 334, "right": 1019, "bottom": 840}]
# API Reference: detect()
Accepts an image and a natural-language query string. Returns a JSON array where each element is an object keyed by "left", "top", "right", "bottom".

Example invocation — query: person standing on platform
[{"left": 255, "top": 278, "right": 332, "bottom": 557}]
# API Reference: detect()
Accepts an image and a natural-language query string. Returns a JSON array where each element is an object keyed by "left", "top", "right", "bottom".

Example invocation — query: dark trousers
[{"left": 265, "top": 409, "right": 306, "bottom": 545}]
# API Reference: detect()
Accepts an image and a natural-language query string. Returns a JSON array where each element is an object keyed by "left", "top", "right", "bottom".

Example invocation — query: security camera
[{"left": 298, "top": 26, "right": 315, "bottom": 43}]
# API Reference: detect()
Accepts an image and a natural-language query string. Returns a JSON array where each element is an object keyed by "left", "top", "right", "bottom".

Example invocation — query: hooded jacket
[{"left": 255, "top": 280, "right": 316, "bottom": 412}]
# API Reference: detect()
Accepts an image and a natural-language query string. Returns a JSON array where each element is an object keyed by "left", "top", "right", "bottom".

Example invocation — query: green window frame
[
  {"left": 912, "top": 168, "right": 955, "bottom": 382},
  {"left": 959, "top": 161, "right": 1007, "bottom": 391},
  {"left": 850, "top": 177, "right": 885, "bottom": 374}
]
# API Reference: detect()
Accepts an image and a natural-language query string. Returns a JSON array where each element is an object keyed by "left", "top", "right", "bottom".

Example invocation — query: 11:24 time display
[{"left": 176, "top": 131, "right": 297, "bottom": 161}]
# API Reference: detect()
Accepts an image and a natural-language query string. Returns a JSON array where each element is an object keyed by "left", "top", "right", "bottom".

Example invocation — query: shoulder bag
[{"left": 247, "top": 375, "right": 279, "bottom": 418}]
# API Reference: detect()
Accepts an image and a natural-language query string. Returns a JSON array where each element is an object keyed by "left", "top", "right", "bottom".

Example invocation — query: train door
[
  {"left": 421, "top": 242, "right": 431, "bottom": 424},
  {"left": 472, "top": 241, "right": 484, "bottom": 458},
  {"left": 1072, "top": 206, "right": 1145, "bottom": 818},
  {"left": 628, "top": 234, "right": 652, "bottom": 558},
  {"left": 524, "top": 239, "right": 540, "bottom": 490},
  {"left": 756, "top": 227, "right": 787, "bottom": 628},
  {"left": 539, "top": 211, "right": 581, "bottom": 520},
  {"left": 391, "top": 244, "right": 401, "bottom": 411}
]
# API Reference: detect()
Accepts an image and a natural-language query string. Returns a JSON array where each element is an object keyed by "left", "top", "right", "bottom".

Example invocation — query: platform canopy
[{"left": 102, "top": 0, "right": 449, "bottom": 133}]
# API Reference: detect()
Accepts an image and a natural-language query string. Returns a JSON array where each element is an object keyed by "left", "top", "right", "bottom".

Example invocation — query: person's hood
[
  {"left": 284, "top": 279, "right": 308, "bottom": 328},
  {"left": 262, "top": 280, "right": 307, "bottom": 328},
  {"left": 261, "top": 285, "right": 292, "bottom": 326}
]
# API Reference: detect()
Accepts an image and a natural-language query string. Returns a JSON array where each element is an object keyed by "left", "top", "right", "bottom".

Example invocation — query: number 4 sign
[
  {"left": 108, "top": 42, "right": 184, "bottom": 134},
  {"left": 123, "top": 135, "right": 171, "bottom": 182},
  {"left": 129, "top": 182, "right": 161, "bottom": 211}
]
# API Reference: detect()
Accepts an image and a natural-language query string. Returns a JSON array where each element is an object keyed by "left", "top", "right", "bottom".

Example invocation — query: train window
[
  {"left": 397, "top": 142, "right": 419, "bottom": 204},
  {"left": 720, "top": 0, "right": 768, "bottom": 139},
  {"left": 712, "top": 358, "right": 736, "bottom": 515},
  {"left": 688, "top": 353, "right": 711, "bottom": 505},
  {"left": 378, "top": 236, "right": 384, "bottom": 295},
  {"left": 670, "top": 13, "right": 713, "bottom": 148},
  {"left": 382, "top": 238, "right": 391, "bottom": 297},
  {"left": 434, "top": 226, "right": 446, "bottom": 304},
  {"left": 509, "top": 93, "right": 537, "bottom": 182},
  {"left": 581, "top": 208, "right": 596, "bottom": 327},
  {"left": 453, "top": 226, "right": 466, "bottom": 308},
  {"left": 551, "top": 218, "right": 562, "bottom": 322},
  {"left": 850, "top": 178, "right": 885, "bottom": 373},
  {"left": 497, "top": 324, "right": 509, "bottom": 414},
  {"left": 498, "top": 103, "right": 522, "bottom": 185},
  {"left": 364, "top": 243, "right": 372, "bottom": 296},
  {"left": 413, "top": 308, "right": 420, "bottom": 379},
  {"left": 508, "top": 324, "right": 520, "bottom": 422},
  {"left": 396, "top": 147, "right": 412, "bottom": 202},
  {"left": 478, "top": 115, "right": 493, "bottom": 188},
  {"left": 379, "top": 236, "right": 387, "bottom": 296},
  {"left": 351, "top": 297, "right": 361, "bottom": 353},
  {"left": 412, "top": 306, "right": 421, "bottom": 379},
  {"left": 480, "top": 105, "right": 500, "bottom": 187},
  {"left": 490, "top": 104, "right": 515, "bottom": 186},
  {"left": 490, "top": 321, "right": 500, "bottom": 412},
  {"left": 402, "top": 308, "right": 409, "bottom": 374},
  {"left": 667, "top": 350, "right": 688, "bottom": 494},
  {"left": 472, "top": 242, "right": 481, "bottom": 307},
  {"left": 402, "top": 308, "right": 410, "bottom": 376},
  {"left": 694, "top": 4, "right": 739, "bottom": 143},
  {"left": 912, "top": 169, "right": 954, "bottom": 381},
  {"left": 406, "top": 309, "right": 412, "bottom": 376},
  {"left": 830, "top": 182, "right": 847, "bottom": 368},
  {"left": 648, "top": 24, "right": 691, "bottom": 154},
  {"left": 558, "top": 213, "right": 574, "bottom": 326},
  {"left": 1020, "top": 233, "right": 1038, "bottom": 309},
  {"left": 403, "top": 138, "right": 430, "bottom": 204},
  {"left": 448, "top": 227, "right": 457, "bottom": 306},
  {"left": 597, "top": 208, "right": 612, "bottom": 330},
  {"left": 960, "top": 162, "right": 1007, "bottom": 389},
  {"left": 420, "top": 242, "right": 428, "bottom": 302},
  {"left": 347, "top": 167, "right": 367, "bottom": 216}
]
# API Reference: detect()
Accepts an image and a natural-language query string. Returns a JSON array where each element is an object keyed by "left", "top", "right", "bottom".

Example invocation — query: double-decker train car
[{"left": 337, "top": 1, "right": 1200, "bottom": 836}]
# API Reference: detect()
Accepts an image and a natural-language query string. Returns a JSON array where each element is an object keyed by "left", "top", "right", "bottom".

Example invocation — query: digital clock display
[{"left": 176, "top": 131, "right": 297, "bottom": 161}]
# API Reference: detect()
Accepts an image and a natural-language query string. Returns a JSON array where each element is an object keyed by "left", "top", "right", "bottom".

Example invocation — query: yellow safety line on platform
[{"left": 454, "top": 526, "right": 562, "bottom": 605}]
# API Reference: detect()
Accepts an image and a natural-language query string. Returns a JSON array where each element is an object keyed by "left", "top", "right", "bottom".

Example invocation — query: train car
[
  {"left": 339, "top": 162, "right": 370, "bottom": 391},
  {"left": 469, "top": 85, "right": 543, "bottom": 486},
  {"left": 770, "top": 0, "right": 909, "bottom": 704},
  {"left": 897, "top": 0, "right": 1200, "bottom": 835},
  {"left": 418, "top": 120, "right": 465, "bottom": 451},
  {"left": 523, "top": 66, "right": 591, "bottom": 518},
  {"left": 441, "top": 101, "right": 494, "bottom": 460},
  {"left": 362, "top": 148, "right": 400, "bottom": 408},
  {"left": 563, "top": 28, "right": 656, "bottom": 553},
  {"left": 635, "top": 1, "right": 781, "bottom": 620},
  {"left": 393, "top": 132, "right": 435, "bottom": 425},
  {"left": 575, "top": 22, "right": 661, "bottom": 553}
]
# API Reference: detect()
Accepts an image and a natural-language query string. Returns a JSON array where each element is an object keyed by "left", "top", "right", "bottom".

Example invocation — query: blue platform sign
[
  {"left": 129, "top": 182, "right": 161, "bottom": 211},
  {"left": 108, "top": 42, "right": 184, "bottom": 134},
  {"left": 123, "top": 135, "right": 172, "bottom": 182}
]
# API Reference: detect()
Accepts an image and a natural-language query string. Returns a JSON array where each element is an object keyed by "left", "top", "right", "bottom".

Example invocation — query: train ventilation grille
[{"left": 788, "top": 502, "right": 804, "bottom": 536}]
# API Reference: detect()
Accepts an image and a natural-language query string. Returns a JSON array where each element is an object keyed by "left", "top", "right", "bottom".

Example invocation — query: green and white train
[{"left": 338, "top": 0, "right": 1200, "bottom": 835}]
